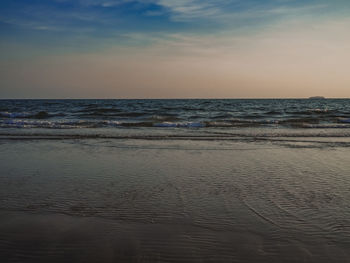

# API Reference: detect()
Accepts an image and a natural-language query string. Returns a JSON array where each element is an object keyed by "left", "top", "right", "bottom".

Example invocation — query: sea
[
  {"left": 0, "top": 99, "right": 350, "bottom": 262},
  {"left": 1, "top": 98, "right": 350, "bottom": 138}
]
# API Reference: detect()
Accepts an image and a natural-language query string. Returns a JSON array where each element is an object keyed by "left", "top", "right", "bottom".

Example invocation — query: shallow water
[{"left": 0, "top": 138, "right": 349, "bottom": 262}]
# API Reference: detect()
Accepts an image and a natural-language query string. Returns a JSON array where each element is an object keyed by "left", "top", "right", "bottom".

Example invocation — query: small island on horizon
[{"left": 308, "top": 96, "right": 326, "bottom": 99}]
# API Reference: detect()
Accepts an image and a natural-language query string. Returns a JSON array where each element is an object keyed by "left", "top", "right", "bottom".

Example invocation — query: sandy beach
[{"left": 1, "top": 138, "right": 349, "bottom": 262}]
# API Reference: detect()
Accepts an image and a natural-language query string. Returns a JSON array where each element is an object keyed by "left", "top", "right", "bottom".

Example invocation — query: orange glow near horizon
[{"left": 1, "top": 18, "right": 350, "bottom": 99}]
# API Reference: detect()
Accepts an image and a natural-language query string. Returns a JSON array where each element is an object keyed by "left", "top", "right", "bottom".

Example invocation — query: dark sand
[
  {"left": 0, "top": 139, "right": 350, "bottom": 262},
  {"left": 0, "top": 211, "right": 276, "bottom": 262},
  {"left": 1, "top": 210, "right": 348, "bottom": 263}
]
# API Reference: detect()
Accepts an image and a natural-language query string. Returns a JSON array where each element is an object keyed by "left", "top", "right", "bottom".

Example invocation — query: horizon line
[{"left": 0, "top": 97, "right": 348, "bottom": 100}]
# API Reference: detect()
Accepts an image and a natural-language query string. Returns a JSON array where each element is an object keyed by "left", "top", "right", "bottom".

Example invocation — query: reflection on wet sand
[{"left": 0, "top": 139, "right": 349, "bottom": 262}]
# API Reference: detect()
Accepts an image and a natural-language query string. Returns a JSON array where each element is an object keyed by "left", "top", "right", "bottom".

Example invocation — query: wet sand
[
  {"left": 0, "top": 139, "right": 350, "bottom": 262},
  {"left": 1, "top": 209, "right": 348, "bottom": 263}
]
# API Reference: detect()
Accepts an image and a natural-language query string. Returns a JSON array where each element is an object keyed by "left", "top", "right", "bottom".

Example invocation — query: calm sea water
[
  {"left": 1, "top": 99, "right": 350, "bottom": 141},
  {"left": 1, "top": 99, "right": 350, "bottom": 262},
  {"left": 1, "top": 99, "right": 350, "bottom": 129}
]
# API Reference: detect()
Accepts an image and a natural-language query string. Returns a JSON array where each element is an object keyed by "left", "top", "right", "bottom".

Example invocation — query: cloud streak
[{"left": 0, "top": 0, "right": 339, "bottom": 33}]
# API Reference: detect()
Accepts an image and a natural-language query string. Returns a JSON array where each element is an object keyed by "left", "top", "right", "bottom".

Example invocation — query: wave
[
  {"left": 338, "top": 118, "right": 350, "bottom": 123},
  {"left": 76, "top": 111, "right": 147, "bottom": 118},
  {"left": 0, "top": 119, "right": 99, "bottom": 129},
  {"left": 147, "top": 115, "right": 181, "bottom": 122},
  {"left": 115, "top": 112, "right": 147, "bottom": 118},
  {"left": 153, "top": 122, "right": 204, "bottom": 128},
  {"left": 2, "top": 132, "right": 350, "bottom": 145},
  {"left": 265, "top": 111, "right": 282, "bottom": 115},
  {"left": 0, "top": 120, "right": 205, "bottom": 129},
  {"left": 2, "top": 118, "right": 350, "bottom": 129},
  {"left": 278, "top": 117, "right": 320, "bottom": 125},
  {"left": 285, "top": 109, "right": 339, "bottom": 115},
  {"left": 211, "top": 114, "right": 233, "bottom": 119},
  {"left": 86, "top": 108, "right": 121, "bottom": 113},
  {"left": 0, "top": 111, "right": 62, "bottom": 119},
  {"left": 0, "top": 112, "right": 30, "bottom": 118},
  {"left": 74, "top": 107, "right": 121, "bottom": 114}
]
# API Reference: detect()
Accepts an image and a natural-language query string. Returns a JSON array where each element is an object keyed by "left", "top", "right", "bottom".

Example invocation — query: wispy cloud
[
  {"left": 155, "top": 0, "right": 226, "bottom": 20},
  {"left": 78, "top": 0, "right": 134, "bottom": 7},
  {"left": 147, "top": 0, "right": 330, "bottom": 22},
  {"left": 0, "top": 0, "right": 339, "bottom": 34},
  {"left": 0, "top": 0, "right": 348, "bottom": 53}
]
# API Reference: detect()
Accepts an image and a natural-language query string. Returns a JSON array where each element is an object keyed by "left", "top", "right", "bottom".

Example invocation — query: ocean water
[
  {"left": 1, "top": 99, "right": 350, "bottom": 262},
  {"left": 1, "top": 99, "right": 350, "bottom": 129},
  {"left": 1, "top": 99, "right": 350, "bottom": 144}
]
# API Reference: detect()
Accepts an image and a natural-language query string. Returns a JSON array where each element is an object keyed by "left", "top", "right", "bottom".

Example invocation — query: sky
[{"left": 0, "top": 0, "right": 350, "bottom": 98}]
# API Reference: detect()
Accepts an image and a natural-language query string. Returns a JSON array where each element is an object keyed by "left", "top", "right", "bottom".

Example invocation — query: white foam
[{"left": 154, "top": 122, "right": 204, "bottom": 128}]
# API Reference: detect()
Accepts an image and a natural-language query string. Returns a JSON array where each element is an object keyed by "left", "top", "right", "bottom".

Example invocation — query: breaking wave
[{"left": 0, "top": 111, "right": 63, "bottom": 119}]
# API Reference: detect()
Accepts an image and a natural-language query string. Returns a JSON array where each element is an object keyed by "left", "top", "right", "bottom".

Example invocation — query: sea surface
[
  {"left": 2, "top": 99, "right": 350, "bottom": 144},
  {"left": 0, "top": 99, "right": 350, "bottom": 262},
  {"left": 1, "top": 99, "right": 350, "bottom": 130}
]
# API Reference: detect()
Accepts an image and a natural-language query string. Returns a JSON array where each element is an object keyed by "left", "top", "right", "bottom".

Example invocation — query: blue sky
[
  {"left": 1, "top": 0, "right": 347, "bottom": 52},
  {"left": 1, "top": 0, "right": 350, "bottom": 98}
]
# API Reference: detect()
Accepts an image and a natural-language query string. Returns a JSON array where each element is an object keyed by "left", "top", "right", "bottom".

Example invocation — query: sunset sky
[{"left": 1, "top": 0, "right": 350, "bottom": 98}]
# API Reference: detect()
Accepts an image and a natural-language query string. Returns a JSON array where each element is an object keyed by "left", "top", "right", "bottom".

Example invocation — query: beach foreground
[{"left": 0, "top": 138, "right": 349, "bottom": 262}]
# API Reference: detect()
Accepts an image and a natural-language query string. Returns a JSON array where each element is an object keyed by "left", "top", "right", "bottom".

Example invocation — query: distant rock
[{"left": 308, "top": 96, "right": 325, "bottom": 99}]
